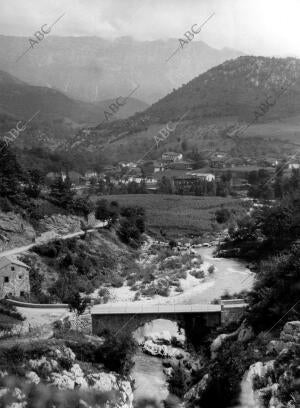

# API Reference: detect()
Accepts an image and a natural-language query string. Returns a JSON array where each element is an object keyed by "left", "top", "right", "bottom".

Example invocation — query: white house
[
  {"left": 187, "top": 172, "right": 215, "bottom": 182},
  {"left": 289, "top": 163, "right": 300, "bottom": 170},
  {"left": 162, "top": 152, "right": 183, "bottom": 163}
]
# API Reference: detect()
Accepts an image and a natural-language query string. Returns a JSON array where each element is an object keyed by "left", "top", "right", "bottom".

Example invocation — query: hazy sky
[{"left": 1, "top": 0, "right": 299, "bottom": 57}]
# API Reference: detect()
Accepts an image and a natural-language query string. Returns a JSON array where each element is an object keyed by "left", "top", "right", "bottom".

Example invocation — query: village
[{"left": 43, "top": 150, "right": 300, "bottom": 197}]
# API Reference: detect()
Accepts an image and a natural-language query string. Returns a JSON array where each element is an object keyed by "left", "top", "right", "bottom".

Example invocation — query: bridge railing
[{"left": 91, "top": 303, "right": 222, "bottom": 315}]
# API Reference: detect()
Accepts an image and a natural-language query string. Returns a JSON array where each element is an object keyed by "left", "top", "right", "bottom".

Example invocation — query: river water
[{"left": 131, "top": 246, "right": 255, "bottom": 404}]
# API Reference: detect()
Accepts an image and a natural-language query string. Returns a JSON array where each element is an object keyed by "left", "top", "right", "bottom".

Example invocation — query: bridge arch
[{"left": 91, "top": 301, "right": 247, "bottom": 336}]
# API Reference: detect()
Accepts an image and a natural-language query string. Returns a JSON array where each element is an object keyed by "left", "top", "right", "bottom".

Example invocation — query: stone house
[{"left": 0, "top": 256, "right": 30, "bottom": 298}]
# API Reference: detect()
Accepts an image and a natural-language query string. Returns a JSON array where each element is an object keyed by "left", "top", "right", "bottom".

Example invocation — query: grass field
[{"left": 98, "top": 194, "right": 247, "bottom": 238}]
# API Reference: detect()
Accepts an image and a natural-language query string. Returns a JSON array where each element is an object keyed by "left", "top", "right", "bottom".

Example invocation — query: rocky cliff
[
  {"left": 184, "top": 321, "right": 299, "bottom": 408},
  {"left": 0, "top": 211, "right": 35, "bottom": 251},
  {"left": 245, "top": 321, "right": 299, "bottom": 408},
  {"left": 0, "top": 343, "right": 134, "bottom": 408}
]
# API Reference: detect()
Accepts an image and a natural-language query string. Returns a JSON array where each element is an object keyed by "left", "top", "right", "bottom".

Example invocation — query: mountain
[
  {"left": 0, "top": 70, "right": 148, "bottom": 127},
  {"left": 143, "top": 56, "right": 300, "bottom": 122},
  {"left": 0, "top": 35, "right": 242, "bottom": 104},
  {"left": 68, "top": 56, "right": 300, "bottom": 162}
]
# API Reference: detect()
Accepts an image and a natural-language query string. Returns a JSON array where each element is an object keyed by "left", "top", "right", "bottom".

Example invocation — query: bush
[
  {"left": 67, "top": 331, "right": 137, "bottom": 375},
  {"left": 58, "top": 356, "right": 73, "bottom": 371},
  {"left": 208, "top": 265, "right": 215, "bottom": 274},
  {"left": 160, "top": 257, "right": 181, "bottom": 271},
  {"left": 0, "top": 300, "right": 24, "bottom": 321},
  {"left": 169, "top": 240, "right": 177, "bottom": 249},
  {"left": 215, "top": 208, "right": 231, "bottom": 224},
  {"left": 141, "top": 280, "right": 170, "bottom": 297},
  {"left": 167, "top": 363, "right": 189, "bottom": 398},
  {"left": 190, "top": 269, "right": 205, "bottom": 279},
  {"left": 32, "top": 243, "right": 57, "bottom": 258},
  {"left": 0, "top": 197, "right": 13, "bottom": 212},
  {"left": 71, "top": 197, "right": 94, "bottom": 217},
  {"left": 110, "top": 275, "right": 124, "bottom": 288},
  {"left": 117, "top": 218, "right": 141, "bottom": 245}
]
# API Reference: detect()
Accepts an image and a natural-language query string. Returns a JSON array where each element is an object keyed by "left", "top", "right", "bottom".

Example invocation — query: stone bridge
[{"left": 91, "top": 300, "right": 247, "bottom": 335}]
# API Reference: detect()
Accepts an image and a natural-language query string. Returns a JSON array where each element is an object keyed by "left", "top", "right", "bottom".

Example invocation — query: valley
[{"left": 0, "top": 5, "right": 299, "bottom": 407}]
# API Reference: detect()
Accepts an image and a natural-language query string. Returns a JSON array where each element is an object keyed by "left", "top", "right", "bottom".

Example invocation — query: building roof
[
  {"left": 187, "top": 172, "right": 215, "bottom": 177},
  {"left": 0, "top": 256, "right": 30, "bottom": 270},
  {"left": 162, "top": 151, "right": 182, "bottom": 156}
]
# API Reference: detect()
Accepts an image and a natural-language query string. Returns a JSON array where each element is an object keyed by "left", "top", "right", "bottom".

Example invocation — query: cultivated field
[{"left": 99, "top": 194, "right": 247, "bottom": 237}]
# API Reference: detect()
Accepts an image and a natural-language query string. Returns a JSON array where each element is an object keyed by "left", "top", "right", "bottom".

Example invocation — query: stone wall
[
  {"left": 0, "top": 264, "right": 30, "bottom": 298},
  {"left": 220, "top": 301, "right": 248, "bottom": 325}
]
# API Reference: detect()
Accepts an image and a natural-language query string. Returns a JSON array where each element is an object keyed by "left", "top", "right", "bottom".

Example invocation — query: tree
[
  {"left": 169, "top": 240, "right": 177, "bottom": 249},
  {"left": 117, "top": 218, "right": 141, "bottom": 246},
  {"left": 127, "top": 181, "right": 140, "bottom": 194},
  {"left": 95, "top": 199, "right": 110, "bottom": 221},
  {"left": 0, "top": 144, "right": 24, "bottom": 200},
  {"left": 50, "top": 174, "right": 75, "bottom": 209},
  {"left": 141, "top": 161, "right": 154, "bottom": 177},
  {"left": 215, "top": 208, "right": 231, "bottom": 223},
  {"left": 181, "top": 140, "right": 188, "bottom": 151},
  {"left": 159, "top": 176, "right": 173, "bottom": 194},
  {"left": 259, "top": 204, "right": 293, "bottom": 248},
  {"left": 72, "top": 197, "right": 94, "bottom": 217},
  {"left": 167, "top": 363, "right": 189, "bottom": 398},
  {"left": 24, "top": 169, "right": 44, "bottom": 198},
  {"left": 68, "top": 292, "right": 89, "bottom": 316},
  {"left": 247, "top": 243, "right": 300, "bottom": 332},
  {"left": 100, "top": 331, "right": 137, "bottom": 375},
  {"left": 68, "top": 292, "right": 90, "bottom": 331},
  {"left": 49, "top": 265, "right": 78, "bottom": 302}
]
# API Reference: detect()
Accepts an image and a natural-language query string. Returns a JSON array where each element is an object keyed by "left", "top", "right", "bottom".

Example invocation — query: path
[{"left": 0, "top": 221, "right": 107, "bottom": 258}]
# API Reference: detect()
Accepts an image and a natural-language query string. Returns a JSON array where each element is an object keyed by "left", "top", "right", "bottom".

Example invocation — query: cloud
[{"left": 0, "top": 0, "right": 300, "bottom": 57}]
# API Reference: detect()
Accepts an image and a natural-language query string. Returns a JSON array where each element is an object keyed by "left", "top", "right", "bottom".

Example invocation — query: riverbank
[
  {"left": 125, "top": 243, "right": 254, "bottom": 405},
  {"left": 105, "top": 245, "right": 254, "bottom": 305}
]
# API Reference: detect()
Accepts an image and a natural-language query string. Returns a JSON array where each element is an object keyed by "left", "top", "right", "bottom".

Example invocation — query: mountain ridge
[{"left": 0, "top": 35, "right": 243, "bottom": 103}]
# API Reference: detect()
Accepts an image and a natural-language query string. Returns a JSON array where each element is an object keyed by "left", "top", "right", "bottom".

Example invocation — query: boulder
[
  {"left": 163, "top": 367, "right": 173, "bottom": 377},
  {"left": 50, "top": 373, "right": 75, "bottom": 390},
  {"left": 249, "top": 360, "right": 275, "bottom": 379},
  {"left": 237, "top": 325, "right": 254, "bottom": 342},
  {"left": 0, "top": 211, "right": 35, "bottom": 250},
  {"left": 280, "top": 321, "right": 300, "bottom": 343},
  {"left": 184, "top": 373, "right": 211, "bottom": 401},
  {"left": 142, "top": 340, "right": 184, "bottom": 358},
  {"left": 146, "top": 330, "right": 172, "bottom": 345},
  {"left": 266, "top": 340, "right": 286, "bottom": 355},
  {"left": 25, "top": 371, "right": 40, "bottom": 384},
  {"left": 87, "top": 372, "right": 133, "bottom": 407}
]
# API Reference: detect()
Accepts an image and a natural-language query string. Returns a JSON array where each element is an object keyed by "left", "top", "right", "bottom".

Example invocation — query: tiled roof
[{"left": 0, "top": 256, "right": 30, "bottom": 270}]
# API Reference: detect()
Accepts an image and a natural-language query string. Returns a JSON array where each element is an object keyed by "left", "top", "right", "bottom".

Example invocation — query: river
[{"left": 131, "top": 246, "right": 255, "bottom": 404}]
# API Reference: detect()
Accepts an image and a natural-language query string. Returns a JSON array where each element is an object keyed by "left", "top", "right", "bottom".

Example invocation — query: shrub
[
  {"left": 170, "top": 336, "right": 184, "bottom": 348},
  {"left": 215, "top": 208, "right": 231, "bottom": 224},
  {"left": 58, "top": 356, "right": 73, "bottom": 371},
  {"left": 117, "top": 218, "right": 141, "bottom": 244},
  {"left": 169, "top": 240, "right": 177, "bottom": 249},
  {"left": 97, "top": 288, "right": 110, "bottom": 303},
  {"left": 67, "top": 331, "right": 137, "bottom": 375},
  {"left": 167, "top": 363, "right": 189, "bottom": 398},
  {"left": 208, "top": 265, "right": 215, "bottom": 274},
  {"left": 100, "top": 331, "right": 137, "bottom": 375},
  {"left": 0, "top": 300, "right": 24, "bottom": 321},
  {"left": 190, "top": 269, "right": 205, "bottom": 279},
  {"left": 32, "top": 243, "right": 57, "bottom": 258},
  {"left": 110, "top": 275, "right": 124, "bottom": 288},
  {"left": 160, "top": 257, "right": 181, "bottom": 271},
  {"left": 0, "top": 197, "right": 13, "bottom": 212},
  {"left": 71, "top": 197, "right": 94, "bottom": 217}
]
